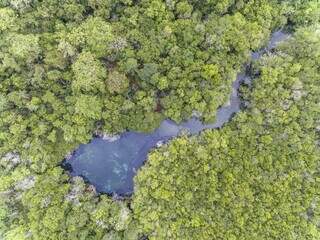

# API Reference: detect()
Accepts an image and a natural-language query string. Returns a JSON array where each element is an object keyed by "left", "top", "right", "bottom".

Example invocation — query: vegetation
[
  {"left": 0, "top": 1, "right": 319, "bottom": 240},
  {"left": 133, "top": 25, "right": 320, "bottom": 239},
  {"left": 0, "top": 0, "right": 288, "bottom": 170}
]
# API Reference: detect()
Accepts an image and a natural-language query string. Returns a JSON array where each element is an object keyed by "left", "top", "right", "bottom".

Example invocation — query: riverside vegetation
[
  {"left": 0, "top": 1, "right": 320, "bottom": 240},
  {"left": 65, "top": 30, "right": 289, "bottom": 196}
]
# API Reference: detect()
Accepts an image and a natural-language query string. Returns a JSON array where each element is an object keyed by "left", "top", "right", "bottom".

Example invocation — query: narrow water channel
[{"left": 64, "top": 30, "right": 290, "bottom": 196}]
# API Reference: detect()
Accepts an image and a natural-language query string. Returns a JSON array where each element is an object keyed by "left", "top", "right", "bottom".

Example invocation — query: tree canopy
[
  {"left": 0, "top": 1, "right": 319, "bottom": 239},
  {"left": 133, "top": 25, "right": 320, "bottom": 239}
]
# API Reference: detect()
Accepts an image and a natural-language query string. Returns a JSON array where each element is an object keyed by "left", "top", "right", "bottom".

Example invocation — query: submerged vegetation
[{"left": 0, "top": 1, "right": 319, "bottom": 239}]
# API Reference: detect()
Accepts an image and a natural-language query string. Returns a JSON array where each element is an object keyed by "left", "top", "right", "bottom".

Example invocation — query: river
[{"left": 63, "top": 30, "right": 290, "bottom": 196}]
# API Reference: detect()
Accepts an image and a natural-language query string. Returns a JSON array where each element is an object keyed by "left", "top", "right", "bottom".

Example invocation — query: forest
[{"left": 0, "top": 0, "right": 320, "bottom": 239}]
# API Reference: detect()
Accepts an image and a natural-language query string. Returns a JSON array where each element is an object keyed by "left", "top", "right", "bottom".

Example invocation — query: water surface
[{"left": 65, "top": 30, "right": 290, "bottom": 195}]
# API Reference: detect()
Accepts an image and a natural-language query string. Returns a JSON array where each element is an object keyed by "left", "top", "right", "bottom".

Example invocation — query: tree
[
  {"left": 7, "top": 34, "right": 40, "bottom": 62},
  {"left": 106, "top": 70, "right": 129, "bottom": 94},
  {"left": 71, "top": 51, "right": 106, "bottom": 93},
  {"left": 66, "top": 17, "right": 114, "bottom": 57},
  {"left": 0, "top": 8, "right": 16, "bottom": 32},
  {"left": 74, "top": 95, "right": 103, "bottom": 120}
]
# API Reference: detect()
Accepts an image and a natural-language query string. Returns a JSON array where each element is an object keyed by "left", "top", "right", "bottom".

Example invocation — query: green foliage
[
  {"left": 285, "top": 0, "right": 320, "bottom": 27},
  {"left": 1, "top": 165, "right": 134, "bottom": 240},
  {"left": 74, "top": 95, "right": 103, "bottom": 120},
  {"left": 132, "top": 26, "right": 320, "bottom": 239},
  {"left": 66, "top": 17, "right": 114, "bottom": 57},
  {"left": 8, "top": 34, "right": 40, "bottom": 62},
  {"left": 71, "top": 52, "right": 106, "bottom": 93},
  {"left": 0, "top": 8, "right": 16, "bottom": 32},
  {"left": 0, "top": 1, "right": 319, "bottom": 240},
  {"left": 106, "top": 70, "right": 129, "bottom": 94}
]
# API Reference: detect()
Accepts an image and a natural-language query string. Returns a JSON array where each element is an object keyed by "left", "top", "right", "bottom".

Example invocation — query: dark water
[{"left": 65, "top": 31, "right": 290, "bottom": 196}]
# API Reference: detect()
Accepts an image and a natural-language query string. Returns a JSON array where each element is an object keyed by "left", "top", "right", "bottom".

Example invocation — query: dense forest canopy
[
  {"left": 133, "top": 25, "right": 320, "bottom": 239},
  {"left": 0, "top": 0, "right": 289, "bottom": 169},
  {"left": 0, "top": 0, "right": 320, "bottom": 239}
]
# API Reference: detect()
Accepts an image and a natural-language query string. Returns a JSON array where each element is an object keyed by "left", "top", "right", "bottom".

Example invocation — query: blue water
[{"left": 65, "top": 31, "right": 290, "bottom": 195}]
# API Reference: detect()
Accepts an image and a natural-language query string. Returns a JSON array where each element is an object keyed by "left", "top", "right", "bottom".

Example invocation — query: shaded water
[{"left": 65, "top": 31, "right": 290, "bottom": 195}]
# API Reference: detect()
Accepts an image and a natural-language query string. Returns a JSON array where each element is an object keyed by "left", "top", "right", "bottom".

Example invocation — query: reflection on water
[{"left": 65, "top": 30, "right": 290, "bottom": 195}]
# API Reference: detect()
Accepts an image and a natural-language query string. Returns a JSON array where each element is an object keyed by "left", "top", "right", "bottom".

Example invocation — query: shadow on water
[{"left": 63, "top": 30, "right": 291, "bottom": 196}]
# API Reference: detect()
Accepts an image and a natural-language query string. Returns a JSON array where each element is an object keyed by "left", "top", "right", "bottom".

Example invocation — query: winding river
[{"left": 64, "top": 30, "right": 290, "bottom": 196}]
